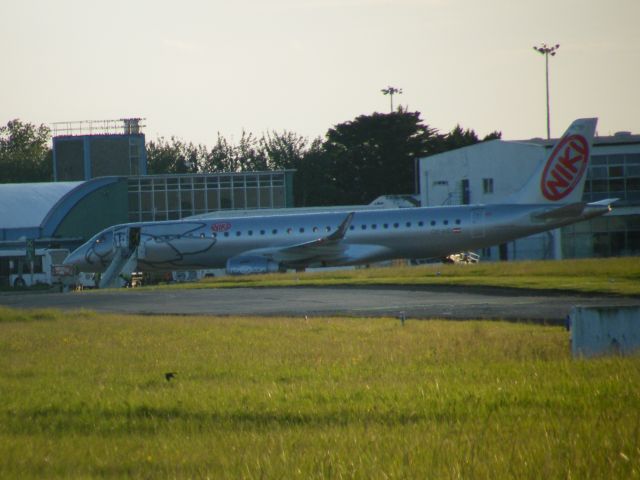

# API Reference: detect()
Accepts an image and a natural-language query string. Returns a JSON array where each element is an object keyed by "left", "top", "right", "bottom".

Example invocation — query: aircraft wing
[
  {"left": 235, "top": 212, "right": 356, "bottom": 266},
  {"left": 230, "top": 212, "right": 383, "bottom": 267}
]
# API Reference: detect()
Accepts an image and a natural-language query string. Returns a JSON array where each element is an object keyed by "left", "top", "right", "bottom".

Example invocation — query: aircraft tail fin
[{"left": 509, "top": 118, "right": 597, "bottom": 204}]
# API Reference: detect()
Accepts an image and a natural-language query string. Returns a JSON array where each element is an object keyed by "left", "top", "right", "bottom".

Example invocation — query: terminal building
[
  {"left": 0, "top": 119, "right": 294, "bottom": 287},
  {"left": 418, "top": 131, "right": 640, "bottom": 260}
]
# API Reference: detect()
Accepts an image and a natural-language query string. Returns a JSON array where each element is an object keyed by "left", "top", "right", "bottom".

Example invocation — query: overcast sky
[{"left": 2, "top": 0, "right": 639, "bottom": 146}]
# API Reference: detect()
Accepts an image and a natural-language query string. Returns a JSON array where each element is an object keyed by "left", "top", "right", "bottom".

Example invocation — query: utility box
[{"left": 570, "top": 306, "right": 640, "bottom": 358}]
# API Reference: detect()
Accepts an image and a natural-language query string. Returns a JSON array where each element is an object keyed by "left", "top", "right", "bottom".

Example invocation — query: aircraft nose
[{"left": 63, "top": 245, "right": 88, "bottom": 270}]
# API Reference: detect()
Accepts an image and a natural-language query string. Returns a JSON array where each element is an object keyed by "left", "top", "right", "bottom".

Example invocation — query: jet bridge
[{"left": 98, "top": 227, "right": 140, "bottom": 288}]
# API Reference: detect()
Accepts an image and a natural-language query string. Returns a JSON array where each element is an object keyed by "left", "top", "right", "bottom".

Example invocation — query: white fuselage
[{"left": 63, "top": 202, "right": 609, "bottom": 273}]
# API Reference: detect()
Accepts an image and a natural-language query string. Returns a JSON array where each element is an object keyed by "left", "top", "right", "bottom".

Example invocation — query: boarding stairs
[
  {"left": 98, "top": 246, "right": 138, "bottom": 289},
  {"left": 98, "top": 226, "right": 141, "bottom": 288}
]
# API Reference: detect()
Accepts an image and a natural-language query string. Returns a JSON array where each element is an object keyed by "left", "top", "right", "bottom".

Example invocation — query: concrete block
[{"left": 570, "top": 306, "right": 640, "bottom": 358}]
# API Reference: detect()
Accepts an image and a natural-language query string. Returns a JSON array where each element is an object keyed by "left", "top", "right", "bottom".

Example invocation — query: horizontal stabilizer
[
  {"left": 586, "top": 198, "right": 619, "bottom": 208},
  {"left": 533, "top": 202, "right": 586, "bottom": 220},
  {"left": 533, "top": 198, "right": 618, "bottom": 222},
  {"left": 582, "top": 198, "right": 618, "bottom": 217}
]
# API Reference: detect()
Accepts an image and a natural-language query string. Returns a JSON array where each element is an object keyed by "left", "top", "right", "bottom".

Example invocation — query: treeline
[
  {"left": 0, "top": 120, "right": 52, "bottom": 183},
  {"left": 0, "top": 111, "right": 500, "bottom": 206}
]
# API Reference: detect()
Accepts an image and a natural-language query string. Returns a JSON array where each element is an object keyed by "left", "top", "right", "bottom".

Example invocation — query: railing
[{"left": 52, "top": 118, "right": 145, "bottom": 137}]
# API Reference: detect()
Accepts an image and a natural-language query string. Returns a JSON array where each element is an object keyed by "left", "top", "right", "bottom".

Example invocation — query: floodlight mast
[
  {"left": 533, "top": 43, "right": 560, "bottom": 140},
  {"left": 381, "top": 86, "right": 403, "bottom": 113}
]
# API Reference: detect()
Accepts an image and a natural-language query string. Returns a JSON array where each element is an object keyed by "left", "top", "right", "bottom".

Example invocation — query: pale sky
[{"left": 2, "top": 0, "right": 639, "bottom": 146}]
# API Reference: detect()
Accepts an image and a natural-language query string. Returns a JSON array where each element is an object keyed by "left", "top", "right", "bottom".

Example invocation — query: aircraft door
[
  {"left": 113, "top": 227, "right": 141, "bottom": 251},
  {"left": 471, "top": 208, "right": 485, "bottom": 238},
  {"left": 129, "top": 227, "right": 141, "bottom": 248}
]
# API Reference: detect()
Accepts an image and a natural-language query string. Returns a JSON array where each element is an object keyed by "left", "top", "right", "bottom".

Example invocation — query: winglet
[{"left": 326, "top": 212, "right": 355, "bottom": 241}]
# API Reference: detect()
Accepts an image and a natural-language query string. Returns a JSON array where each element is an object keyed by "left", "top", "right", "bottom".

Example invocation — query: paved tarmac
[{"left": 2, "top": 285, "right": 639, "bottom": 323}]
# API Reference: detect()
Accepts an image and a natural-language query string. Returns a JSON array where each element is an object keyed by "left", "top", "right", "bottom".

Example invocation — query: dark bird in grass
[{"left": 165, "top": 372, "right": 176, "bottom": 382}]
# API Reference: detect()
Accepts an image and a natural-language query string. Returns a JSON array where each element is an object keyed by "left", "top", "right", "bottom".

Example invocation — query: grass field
[
  {"left": 1, "top": 307, "right": 639, "bottom": 478},
  {"left": 162, "top": 257, "right": 640, "bottom": 296}
]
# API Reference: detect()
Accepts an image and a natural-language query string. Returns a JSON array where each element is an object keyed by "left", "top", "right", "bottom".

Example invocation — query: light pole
[
  {"left": 533, "top": 43, "right": 559, "bottom": 140},
  {"left": 381, "top": 86, "right": 403, "bottom": 113}
]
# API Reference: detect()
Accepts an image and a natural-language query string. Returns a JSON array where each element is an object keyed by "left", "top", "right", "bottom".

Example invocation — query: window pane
[
  {"left": 259, "top": 187, "right": 272, "bottom": 208},
  {"left": 234, "top": 189, "right": 245, "bottom": 209},
  {"left": 194, "top": 190, "right": 205, "bottom": 212},
  {"left": 207, "top": 190, "right": 219, "bottom": 210},
  {"left": 246, "top": 188, "right": 258, "bottom": 208}
]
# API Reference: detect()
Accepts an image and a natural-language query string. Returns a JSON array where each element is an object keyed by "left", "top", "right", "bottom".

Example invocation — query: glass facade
[
  {"left": 127, "top": 171, "right": 292, "bottom": 222},
  {"left": 563, "top": 152, "right": 640, "bottom": 258},
  {"left": 582, "top": 153, "right": 640, "bottom": 205},
  {"left": 563, "top": 214, "right": 640, "bottom": 257}
]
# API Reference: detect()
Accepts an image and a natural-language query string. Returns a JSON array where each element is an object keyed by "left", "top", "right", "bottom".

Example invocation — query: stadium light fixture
[
  {"left": 533, "top": 43, "right": 560, "bottom": 139},
  {"left": 381, "top": 86, "right": 403, "bottom": 113}
]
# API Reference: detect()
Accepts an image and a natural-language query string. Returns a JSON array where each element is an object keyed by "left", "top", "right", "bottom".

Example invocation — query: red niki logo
[
  {"left": 540, "top": 134, "right": 589, "bottom": 201},
  {"left": 211, "top": 222, "right": 232, "bottom": 233}
]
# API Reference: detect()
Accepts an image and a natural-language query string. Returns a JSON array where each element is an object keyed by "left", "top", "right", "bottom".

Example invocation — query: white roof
[{"left": 0, "top": 182, "right": 82, "bottom": 229}]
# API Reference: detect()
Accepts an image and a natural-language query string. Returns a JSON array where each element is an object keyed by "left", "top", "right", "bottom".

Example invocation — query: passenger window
[
  {"left": 371, "top": 224, "right": 377, "bottom": 230},
  {"left": 443, "top": 220, "right": 449, "bottom": 225},
  {"left": 299, "top": 227, "right": 305, "bottom": 233},
  {"left": 224, "top": 232, "right": 229, "bottom": 237},
  {"left": 349, "top": 225, "right": 355, "bottom": 230},
  {"left": 272, "top": 229, "right": 278, "bottom": 235},
  {"left": 418, "top": 221, "right": 424, "bottom": 227},
  {"left": 455, "top": 219, "right": 461, "bottom": 225},
  {"left": 361, "top": 225, "right": 367, "bottom": 230},
  {"left": 248, "top": 230, "right": 253, "bottom": 236},
  {"left": 313, "top": 226, "right": 318, "bottom": 233},
  {"left": 393, "top": 223, "right": 399, "bottom": 228},
  {"left": 406, "top": 222, "right": 412, "bottom": 228},
  {"left": 287, "top": 228, "right": 293, "bottom": 234},
  {"left": 383, "top": 223, "right": 389, "bottom": 229},
  {"left": 326, "top": 226, "right": 331, "bottom": 232},
  {"left": 236, "top": 231, "right": 242, "bottom": 236},
  {"left": 260, "top": 230, "right": 265, "bottom": 235},
  {"left": 430, "top": 221, "right": 436, "bottom": 226}
]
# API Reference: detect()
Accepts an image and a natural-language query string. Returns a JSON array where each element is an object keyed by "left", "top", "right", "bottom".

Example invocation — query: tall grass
[
  {"left": 177, "top": 257, "right": 640, "bottom": 296},
  {"left": 1, "top": 307, "right": 639, "bottom": 478}
]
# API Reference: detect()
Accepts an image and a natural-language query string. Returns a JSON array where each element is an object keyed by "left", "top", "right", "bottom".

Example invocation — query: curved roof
[
  {"left": 0, "top": 177, "right": 125, "bottom": 242},
  {"left": 0, "top": 182, "right": 82, "bottom": 229}
]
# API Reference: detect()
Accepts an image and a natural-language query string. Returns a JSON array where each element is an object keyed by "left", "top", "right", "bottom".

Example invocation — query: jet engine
[{"left": 226, "top": 256, "right": 280, "bottom": 275}]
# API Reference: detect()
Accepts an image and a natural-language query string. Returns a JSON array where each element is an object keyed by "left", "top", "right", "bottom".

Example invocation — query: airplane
[{"left": 64, "top": 118, "right": 616, "bottom": 278}]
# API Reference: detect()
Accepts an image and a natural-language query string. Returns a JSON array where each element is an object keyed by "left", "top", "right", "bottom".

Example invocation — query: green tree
[
  {"left": 236, "top": 131, "right": 268, "bottom": 171},
  {"left": 146, "top": 137, "right": 204, "bottom": 174},
  {"left": 444, "top": 125, "right": 502, "bottom": 150},
  {"left": 258, "top": 131, "right": 332, "bottom": 206},
  {"left": 0, "top": 119, "right": 52, "bottom": 183},
  {"left": 482, "top": 130, "right": 502, "bottom": 141},
  {"left": 200, "top": 131, "right": 268, "bottom": 173},
  {"left": 200, "top": 131, "right": 324, "bottom": 205},
  {"left": 261, "top": 131, "right": 310, "bottom": 170},
  {"left": 320, "top": 109, "right": 440, "bottom": 205},
  {"left": 202, "top": 134, "right": 235, "bottom": 172}
]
